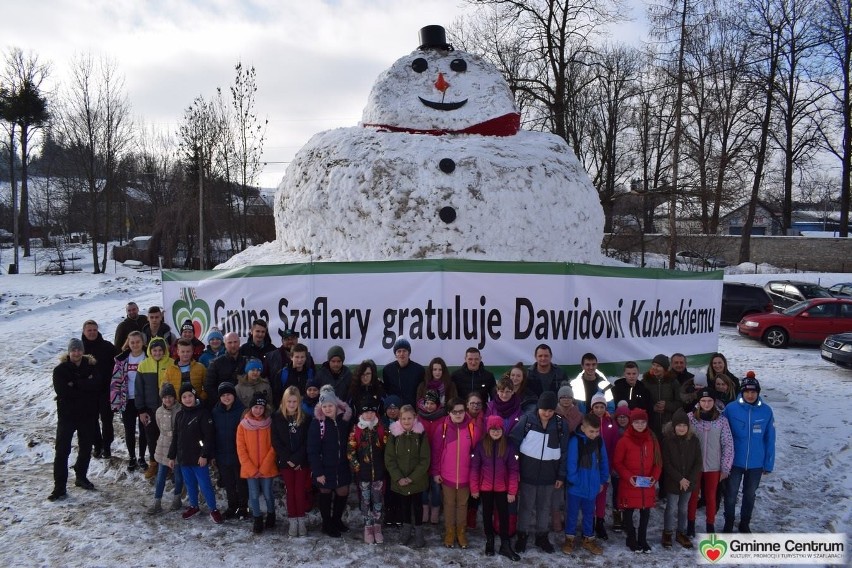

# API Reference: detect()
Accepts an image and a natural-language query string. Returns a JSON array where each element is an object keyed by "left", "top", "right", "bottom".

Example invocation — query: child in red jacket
[
  {"left": 612, "top": 408, "right": 662, "bottom": 553},
  {"left": 470, "top": 415, "right": 520, "bottom": 561}
]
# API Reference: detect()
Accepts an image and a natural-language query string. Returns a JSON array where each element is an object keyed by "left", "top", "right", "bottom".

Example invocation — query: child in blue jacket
[{"left": 563, "top": 413, "right": 609, "bottom": 555}]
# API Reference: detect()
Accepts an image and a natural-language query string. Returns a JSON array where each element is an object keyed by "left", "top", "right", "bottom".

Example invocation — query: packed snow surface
[{"left": 0, "top": 249, "right": 850, "bottom": 567}]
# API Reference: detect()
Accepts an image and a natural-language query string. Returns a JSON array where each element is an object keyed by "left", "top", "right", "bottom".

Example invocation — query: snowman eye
[
  {"left": 450, "top": 59, "right": 467, "bottom": 72},
  {"left": 411, "top": 58, "right": 428, "bottom": 73}
]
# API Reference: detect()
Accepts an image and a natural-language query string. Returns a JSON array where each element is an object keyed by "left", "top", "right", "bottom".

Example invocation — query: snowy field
[{"left": 0, "top": 246, "right": 849, "bottom": 567}]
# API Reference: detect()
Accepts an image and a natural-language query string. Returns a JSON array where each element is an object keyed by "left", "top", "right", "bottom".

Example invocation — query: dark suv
[
  {"left": 721, "top": 282, "right": 774, "bottom": 324},
  {"left": 763, "top": 280, "right": 833, "bottom": 310}
]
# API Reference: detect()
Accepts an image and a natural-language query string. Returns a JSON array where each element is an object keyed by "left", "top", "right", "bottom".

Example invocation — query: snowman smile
[{"left": 418, "top": 97, "right": 468, "bottom": 111}]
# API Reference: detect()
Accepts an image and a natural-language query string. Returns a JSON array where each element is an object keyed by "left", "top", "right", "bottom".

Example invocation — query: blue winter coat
[
  {"left": 508, "top": 411, "right": 567, "bottom": 486},
  {"left": 307, "top": 401, "right": 353, "bottom": 489},
  {"left": 566, "top": 431, "right": 609, "bottom": 499},
  {"left": 723, "top": 395, "right": 775, "bottom": 472},
  {"left": 211, "top": 398, "right": 246, "bottom": 466}
]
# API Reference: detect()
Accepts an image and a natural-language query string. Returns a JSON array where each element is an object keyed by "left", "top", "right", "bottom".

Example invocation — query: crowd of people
[{"left": 50, "top": 302, "right": 776, "bottom": 559}]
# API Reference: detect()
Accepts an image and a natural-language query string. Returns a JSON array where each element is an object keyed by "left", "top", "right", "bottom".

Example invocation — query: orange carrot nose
[{"left": 434, "top": 72, "right": 449, "bottom": 93}]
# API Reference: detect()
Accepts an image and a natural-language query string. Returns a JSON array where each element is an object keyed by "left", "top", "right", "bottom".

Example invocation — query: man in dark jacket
[
  {"left": 142, "top": 306, "right": 174, "bottom": 346},
  {"left": 81, "top": 320, "right": 116, "bottom": 459},
  {"left": 49, "top": 338, "right": 101, "bottom": 500},
  {"left": 527, "top": 344, "right": 566, "bottom": 397},
  {"left": 205, "top": 332, "right": 246, "bottom": 408},
  {"left": 611, "top": 361, "right": 653, "bottom": 414},
  {"left": 381, "top": 337, "right": 424, "bottom": 408},
  {"left": 239, "top": 319, "right": 276, "bottom": 361},
  {"left": 451, "top": 347, "right": 496, "bottom": 402},
  {"left": 113, "top": 301, "right": 148, "bottom": 353},
  {"left": 670, "top": 353, "right": 694, "bottom": 388},
  {"left": 317, "top": 345, "right": 352, "bottom": 401}
]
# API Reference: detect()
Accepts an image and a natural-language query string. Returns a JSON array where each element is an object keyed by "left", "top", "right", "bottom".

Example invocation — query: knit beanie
[
  {"left": 741, "top": 371, "right": 761, "bottom": 393},
  {"left": 384, "top": 395, "right": 401, "bottom": 409},
  {"left": 251, "top": 393, "right": 268, "bottom": 408},
  {"left": 424, "top": 389, "right": 440, "bottom": 404},
  {"left": 181, "top": 319, "right": 194, "bottom": 333},
  {"left": 590, "top": 393, "right": 607, "bottom": 408},
  {"left": 358, "top": 395, "right": 380, "bottom": 414},
  {"left": 629, "top": 407, "right": 648, "bottom": 422},
  {"left": 206, "top": 328, "right": 224, "bottom": 343},
  {"left": 179, "top": 384, "right": 197, "bottom": 398},
  {"left": 67, "top": 338, "right": 84, "bottom": 352},
  {"left": 392, "top": 337, "right": 411, "bottom": 353},
  {"left": 217, "top": 382, "right": 237, "bottom": 397},
  {"left": 160, "top": 382, "right": 177, "bottom": 398},
  {"left": 557, "top": 385, "right": 574, "bottom": 399},
  {"left": 652, "top": 354, "right": 670, "bottom": 369},
  {"left": 327, "top": 345, "right": 345, "bottom": 362},
  {"left": 318, "top": 384, "right": 339, "bottom": 406},
  {"left": 486, "top": 415, "right": 504, "bottom": 431},
  {"left": 244, "top": 358, "right": 263, "bottom": 373},
  {"left": 615, "top": 401, "right": 631, "bottom": 420},
  {"left": 697, "top": 388, "right": 715, "bottom": 401},
  {"left": 538, "top": 391, "right": 558, "bottom": 411},
  {"left": 672, "top": 408, "right": 689, "bottom": 427}
]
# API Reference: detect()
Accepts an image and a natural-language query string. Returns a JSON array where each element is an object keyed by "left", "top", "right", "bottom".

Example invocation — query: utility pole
[
  {"left": 668, "top": 0, "right": 689, "bottom": 269},
  {"left": 198, "top": 143, "right": 204, "bottom": 270}
]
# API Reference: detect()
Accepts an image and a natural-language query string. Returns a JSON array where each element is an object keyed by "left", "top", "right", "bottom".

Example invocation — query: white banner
[{"left": 162, "top": 260, "right": 722, "bottom": 371}]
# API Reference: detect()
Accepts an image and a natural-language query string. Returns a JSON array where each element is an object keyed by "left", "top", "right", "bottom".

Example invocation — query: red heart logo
[
  {"left": 193, "top": 321, "right": 202, "bottom": 338},
  {"left": 706, "top": 548, "right": 721, "bottom": 561}
]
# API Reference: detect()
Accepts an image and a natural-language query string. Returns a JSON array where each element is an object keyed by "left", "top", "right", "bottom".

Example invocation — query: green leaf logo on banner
[
  {"left": 171, "top": 287, "right": 211, "bottom": 340},
  {"left": 699, "top": 533, "right": 728, "bottom": 563}
]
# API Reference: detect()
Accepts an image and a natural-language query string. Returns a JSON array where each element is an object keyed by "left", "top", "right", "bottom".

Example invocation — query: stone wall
[{"left": 603, "top": 233, "right": 852, "bottom": 273}]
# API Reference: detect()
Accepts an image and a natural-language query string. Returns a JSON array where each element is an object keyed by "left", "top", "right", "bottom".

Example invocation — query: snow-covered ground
[{"left": 0, "top": 246, "right": 849, "bottom": 567}]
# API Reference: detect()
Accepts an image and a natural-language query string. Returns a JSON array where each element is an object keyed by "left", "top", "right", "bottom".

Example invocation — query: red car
[{"left": 737, "top": 298, "right": 852, "bottom": 348}]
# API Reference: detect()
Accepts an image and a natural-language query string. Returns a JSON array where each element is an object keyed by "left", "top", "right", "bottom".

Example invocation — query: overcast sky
[{"left": 2, "top": 0, "right": 648, "bottom": 189}]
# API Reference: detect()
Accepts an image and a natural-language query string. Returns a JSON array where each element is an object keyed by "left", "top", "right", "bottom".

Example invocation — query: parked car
[
  {"left": 821, "top": 332, "right": 852, "bottom": 368},
  {"left": 827, "top": 283, "right": 852, "bottom": 298},
  {"left": 676, "top": 250, "right": 728, "bottom": 269},
  {"left": 721, "top": 282, "right": 774, "bottom": 324},
  {"left": 763, "top": 280, "right": 833, "bottom": 310},
  {"left": 738, "top": 297, "right": 852, "bottom": 348}
]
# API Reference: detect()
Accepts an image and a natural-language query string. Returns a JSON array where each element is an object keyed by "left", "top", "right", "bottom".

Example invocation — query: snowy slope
[{"left": 0, "top": 248, "right": 850, "bottom": 567}]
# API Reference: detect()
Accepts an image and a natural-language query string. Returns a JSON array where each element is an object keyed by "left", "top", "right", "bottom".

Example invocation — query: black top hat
[{"left": 419, "top": 25, "right": 453, "bottom": 51}]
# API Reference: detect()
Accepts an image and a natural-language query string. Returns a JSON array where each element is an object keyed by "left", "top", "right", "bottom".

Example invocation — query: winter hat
[
  {"left": 392, "top": 337, "right": 412, "bottom": 353},
  {"left": 327, "top": 345, "right": 345, "bottom": 362},
  {"left": 206, "top": 328, "right": 224, "bottom": 342},
  {"left": 424, "top": 389, "right": 440, "bottom": 404},
  {"left": 590, "top": 393, "right": 607, "bottom": 408},
  {"left": 629, "top": 408, "right": 648, "bottom": 422},
  {"left": 741, "top": 371, "right": 761, "bottom": 393},
  {"left": 306, "top": 374, "right": 321, "bottom": 389},
  {"left": 486, "top": 415, "right": 504, "bottom": 431},
  {"left": 615, "top": 401, "right": 631, "bottom": 420},
  {"left": 244, "top": 358, "right": 263, "bottom": 373},
  {"left": 384, "top": 394, "right": 401, "bottom": 409},
  {"left": 558, "top": 385, "right": 574, "bottom": 399},
  {"left": 181, "top": 319, "right": 194, "bottom": 333},
  {"left": 697, "top": 388, "right": 715, "bottom": 401},
  {"left": 672, "top": 408, "right": 689, "bottom": 427},
  {"left": 218, "top": 382, "right": 237, "bottom": 397},
  {"left": 652, "top": 354, "right": 670, "bottom": 369},
  {"left": 148, "top": 337, "right": 167, "bottom": 353},
  {"left": 694, "top": 374, "right": 708, "bottom": 387},
  {"left": 251, "top": 393, "right": 268, "bottom": 408},
  {"left": 537, "top": 391, "right": 558, "bottom": 411},
  {"left": 282, "top": 328, "right": 298, "bottom": 339},
  {"left": 160, "top": 382, "right": 177, "bottom": 398},
  {"left": 179, "top": 383, "right": 197, "bottom": 398},
  {"left": 318, "top": 384, "right": 339, "bottom": 406},
  {"left": 358, "top": 395, "right": 380, "bottom": 414},
  {"left": 67, "top": 338, "right": 84, "bottom": 352}
]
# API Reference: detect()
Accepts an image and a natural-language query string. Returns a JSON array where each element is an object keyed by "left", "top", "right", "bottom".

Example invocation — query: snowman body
[{"left": 228, "top": 40, "right": 605, "bottom": 266}]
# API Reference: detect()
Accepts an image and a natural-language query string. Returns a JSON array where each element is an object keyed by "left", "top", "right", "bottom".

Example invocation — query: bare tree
[{"left": 53, "top": 53, "right": 133, "bottom": 273}]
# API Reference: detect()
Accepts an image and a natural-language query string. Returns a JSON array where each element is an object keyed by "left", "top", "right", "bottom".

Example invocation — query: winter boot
[
  {"left": 561, "top": 535, "right": 575, "bottom": 554},
  {"left": 265, "top": 511, "right": 276, "bottom": 529},
  {"left": 686, "top": 519, "right": 696, "bottom": 537},
  {"left": 288, "top": 518, "right": 298, "bottom": 537},
  {"left": 662, "top": 530, "right": 673, "bottom": 548},
  {"left": 412, "top": 525, "right": 426, "bottom": 549},
  {"left": 456, "top": 526, "right": 469, "bottom": 549},
  {"left": 422, "top": 505, "right": 430, "bottom": 524},
  {"left": 706, "top": 522, "right": 715, "bottom": 533},
  {"left": 374, "top": 523, "right": 384, "bottom": 544},
  {"left": 443, "top": 524, "right": 456, "bottom": 548},
  {"left": 467, "top": 507, "right": 477, "bottom": 529},
  {"left": 147, "top": 498, "right": 163, "bottom": 515},
  {"left": 738, "top": 521, "right": 751, "bottom": 533},
  {"left": 364, "top": 524, "right": 375, "bottom": 544},
  {"left": 430, "top": 506, "right": 440, "bottom": 525},
  {"left": 595, "top": 517, "right": 608, "bottom": 540},
  {"left": 515, "top": 531, "right": 528, "bottom": 553},
  {"left": 626, "top": 528, "right": 639, "bottom": 552},
  {"left": 499, "top": 537, "right": 521, "bottom": 561},
  {"left": 127, "top": 458, "right": 137, "bottom": 472},
  {"left": 224, "top": 506, "right": 239, "bottom": 520},
  {"left": 253, "top": 516, "right": 264, "bottom": 534},
  {"left": 297, "top": 517, "right": 307, "bottom": 536},
  {"left": 485, "top": 534, "right": 495, "bottom": 556},
  {"left": 639, "top": 540, "right": 652, "bottom": 553},
  {"left": 144, "top": 460, "right": 158, "bottom": 480},
  {"left": 676, "top": 532, "right": 693, "bottom": 548},
  {"left": 319, "top": 493, "right": 341, "bottom": 537},
  {"left": 400, "top": 524, "right": 413, "bottom": 546},
  {"left": 582, "top": 536, "right": 603, "bottom": 555},
  {"left": 612, "top": 509, "right": 624, "bottom": 532},
  {"left": 332, "top": 494, "right": 349, "bottom": 533},
  {"left": 535, "top": 532, "right": 555, "bottom": 553},
  {"left": 722, "top": 518, "right": 734, "bottom": 533},
  {"left": 171, "top": 495, "right": 183, "bottom": 511}
]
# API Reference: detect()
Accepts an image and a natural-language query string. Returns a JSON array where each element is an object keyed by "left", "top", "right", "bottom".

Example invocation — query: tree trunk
[{"left": 19, "top": 123, "right": 30, "bottom": 257}]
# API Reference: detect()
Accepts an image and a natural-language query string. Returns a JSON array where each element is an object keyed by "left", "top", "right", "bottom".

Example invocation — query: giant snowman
[{"left": 222, "top": 26, "right": 605, "bottom": 268}]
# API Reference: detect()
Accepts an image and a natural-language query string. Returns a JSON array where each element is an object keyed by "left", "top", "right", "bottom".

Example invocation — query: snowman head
[{"left": 361, "top": 25, "right": 520, "bottom": 136}]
